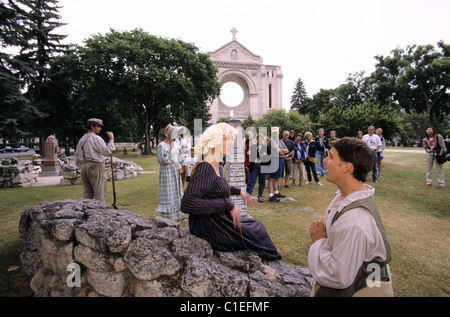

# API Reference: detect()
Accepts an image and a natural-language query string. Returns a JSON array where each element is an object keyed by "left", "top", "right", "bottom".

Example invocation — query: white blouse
[
  {"left": 74, "top": 133, "right": 115, "bottom": 164},
  {"left": 308, "top": 185, "right": 387, "bottom": 289}
]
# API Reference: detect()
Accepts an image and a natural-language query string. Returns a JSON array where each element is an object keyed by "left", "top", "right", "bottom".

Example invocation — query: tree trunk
[{"left": 144, "top": 119, "right": 153, "bottom": 155}]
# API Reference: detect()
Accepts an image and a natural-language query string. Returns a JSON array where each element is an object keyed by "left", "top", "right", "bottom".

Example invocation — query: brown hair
[{"left": 333, "top": 137, "right": 374, "bottom": 182}]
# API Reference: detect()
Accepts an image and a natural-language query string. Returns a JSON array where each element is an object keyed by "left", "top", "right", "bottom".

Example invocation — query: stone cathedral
[{"left": 208, "top": 28, "right": 283, "bottom": 123}]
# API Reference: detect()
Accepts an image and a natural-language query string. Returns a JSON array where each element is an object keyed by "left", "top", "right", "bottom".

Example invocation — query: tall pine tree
[
  {"left": 290, "top": 77, "right": 308, "bottom": 114},
  {"left": 6, "top": 0, "right": 68, "bottom": 153},
  {"left": 0, "top": 0, "right": 39, "bottom": 142}
]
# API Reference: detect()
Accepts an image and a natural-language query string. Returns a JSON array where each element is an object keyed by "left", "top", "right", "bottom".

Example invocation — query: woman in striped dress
[
  {"left": 180, "top": 123, "right": 281, "bottom": 261},
  {"left": 155, "top": 125, "right": 186, "bottom": 220}
]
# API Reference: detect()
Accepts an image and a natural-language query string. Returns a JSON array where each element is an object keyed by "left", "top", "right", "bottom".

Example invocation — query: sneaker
[
  {"left": 284, "top": 185, "right": 290, "bottom": 188},
  {"left": 426, "top": 184, "right": 432, "bottom": 187},
  {"left": 440, "top": 185, "right": 446, "bottom": 189},
  {"left": 275, "top": 192, "right": 286, "bottom": 198},
  {"left": 305, "top": 181, "right": 311, "bottom": 185},
  {"left": 269, "top": 195, "right": 280, "bottom": 202},
  {"left": 316, "top": 182, "right": 323, "bottom": 186},
  {"left": 258, "top": 196, "right": 264, "bottom": 202}
]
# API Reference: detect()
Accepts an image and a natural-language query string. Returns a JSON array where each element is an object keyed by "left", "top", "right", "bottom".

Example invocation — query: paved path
[
  {"left": 385, "top": 149, "right": 424, "bottom": 154},
  {"left": 34, "top": 176, "right": 62, "bottom": 186},
  {"left": 0, "top": 150, "right": 35, "bottom": 159},
  {"left": 31, "top": 149, "right": 424, "bottom": 187}
]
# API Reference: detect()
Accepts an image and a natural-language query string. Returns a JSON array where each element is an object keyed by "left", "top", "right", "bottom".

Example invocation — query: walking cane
[{"left": 110, "top": 154, "right": 118, "bottom": 209}]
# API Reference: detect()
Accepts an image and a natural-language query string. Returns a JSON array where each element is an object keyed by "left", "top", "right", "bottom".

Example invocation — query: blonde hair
[
  {"left": 190, "top": 123, "right": 238, "bottom": 176},
  {"left": 194, "top": 123, "right": 238, "bottom": 159},
  {"left": 304, "top": 131, "right": 313, "bottom": 140}
]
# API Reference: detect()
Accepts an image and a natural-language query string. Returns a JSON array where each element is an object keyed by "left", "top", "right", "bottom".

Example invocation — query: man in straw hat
[{"left": 74, "top": 118, "right": 115, "bottom": 202}]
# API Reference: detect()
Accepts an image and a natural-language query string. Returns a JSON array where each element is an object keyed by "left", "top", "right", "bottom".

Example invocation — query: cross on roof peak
[{"left": 230, "top": 27, "right": 238, "bottom": 40}]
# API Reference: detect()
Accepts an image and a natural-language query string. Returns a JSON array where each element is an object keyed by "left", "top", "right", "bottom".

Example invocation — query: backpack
[{"left": 435, "top": 135, "right": 447, "bottom": 165}]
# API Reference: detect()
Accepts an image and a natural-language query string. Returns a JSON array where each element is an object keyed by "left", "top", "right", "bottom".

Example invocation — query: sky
[{"left": 57, "top": 0, "right": 450, "bottom": 110}]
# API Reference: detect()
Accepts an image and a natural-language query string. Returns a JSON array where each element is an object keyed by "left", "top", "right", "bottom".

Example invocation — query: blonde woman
[
  {"left": 304, "top": 132, "right": 322, "bottom": 185},
  {"left": 180, "top": 123, "right": 281, "bottom": 261}
]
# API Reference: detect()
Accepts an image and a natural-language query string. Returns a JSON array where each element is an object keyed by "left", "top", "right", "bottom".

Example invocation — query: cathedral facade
[{"left": 208, "top": 28, "right": 283, "bottom": 123}]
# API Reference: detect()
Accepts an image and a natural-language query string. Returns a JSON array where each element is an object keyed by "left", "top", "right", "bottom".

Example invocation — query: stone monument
[
  {"left": 39, "top": 135, "right": 60, "bottom": 176},
  {"left": 225, "top": 116, "right": 248, "bottom": 218}
]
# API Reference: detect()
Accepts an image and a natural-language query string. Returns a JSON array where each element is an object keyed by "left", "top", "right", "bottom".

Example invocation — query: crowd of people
[
  {"left": 74, "top": 118, "right": 448, "bottom": 297},
  {"left": 241, "top": 125, "right": 390, "bottom": 202}
]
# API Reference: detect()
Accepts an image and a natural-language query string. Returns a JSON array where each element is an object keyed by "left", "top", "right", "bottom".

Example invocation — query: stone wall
[
  {"left": 0, "top": 161, "right": 38, "bottom": 188},
  {"left": 61, "top": 156, "right": 143, "bottom": 185},
  {"left": 19, "top": 199, "right": 313, "bottom": 297}
]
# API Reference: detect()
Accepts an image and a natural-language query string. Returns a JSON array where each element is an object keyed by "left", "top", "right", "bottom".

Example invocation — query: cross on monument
[{"left": 230, "top": 27, "right": 238, "bottom": 41}]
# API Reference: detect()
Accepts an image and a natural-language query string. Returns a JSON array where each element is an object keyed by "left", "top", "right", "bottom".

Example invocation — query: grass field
[{"left": 0, "top": 147, "right": 449, "bottom": 297}]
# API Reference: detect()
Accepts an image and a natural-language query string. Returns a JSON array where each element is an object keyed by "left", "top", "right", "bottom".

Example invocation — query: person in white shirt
[
  {"left": 308, "top": 137, "right": 392, "bottom": 297},
  {"left": 375, "top": 128, "right": 386, "bottom": 178},
  {"left": 184, "top": 147, "right": 197, "bottom": 183},
  {"left": 362, "top": 126, "right": 381, "bottom": 183},
  {"left": 175, "top": 133, "right": 191, "bottom": 186},
  {"left": 74, "top": 118, "right": 115, "bottom": 202}
]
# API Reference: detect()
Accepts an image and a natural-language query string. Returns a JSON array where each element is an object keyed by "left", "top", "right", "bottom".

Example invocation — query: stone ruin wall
[
  {"left": 61, "top": 156, "right": 143, "bottom": 186},
  {"left": 19, "top": 199, "right": 313, "bottom": 297},
  {"left": 0, "top": 157, "right": 142, "bottom": 188},
  {"left": 0, "top": 161, "right": 38, "bottom": 188}
]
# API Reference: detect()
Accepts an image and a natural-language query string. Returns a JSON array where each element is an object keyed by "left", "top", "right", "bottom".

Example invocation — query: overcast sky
[{"left": 58, "top": 0, "right": 450, "bottom": 110}]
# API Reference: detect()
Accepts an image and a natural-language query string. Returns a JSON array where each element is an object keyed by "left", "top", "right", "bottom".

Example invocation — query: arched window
[{"left": 269, "top": 84, "right": 272, "bottom": 108}]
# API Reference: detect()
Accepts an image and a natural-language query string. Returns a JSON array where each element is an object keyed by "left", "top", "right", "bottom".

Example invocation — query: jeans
[
  {"left": 372, "top": 152, "right": 378, "bottom": 181},
  {"left": 246, "top": 163, "right": 268, "bottom": 197},
  {"left": 315, "top": 151, "right": 326, "bottom": 177},
  {"left": 305, "top": 160, "right": 319, "bottom": 183},
  {"left": 219, "top": 164, "right": 224, "bottom": 177}
]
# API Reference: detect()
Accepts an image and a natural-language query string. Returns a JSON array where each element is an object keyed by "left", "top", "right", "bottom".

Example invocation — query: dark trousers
[
  {"left": 305, "top": 160, "right": 319, "bottom": 183},
  {"left": 246, "top": 163, "right": 268, "bottom": 197},
  {"left": 372, "top": 152, "right": 378, "bottom": 181}
]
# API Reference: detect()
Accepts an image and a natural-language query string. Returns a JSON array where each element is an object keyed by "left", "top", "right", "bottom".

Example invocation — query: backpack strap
[
  {"left": 331, "top": 196, "right": 391, "bottom": 266},
  {"left": 315, "top": 196, "right": 392, "bottom": 297}
]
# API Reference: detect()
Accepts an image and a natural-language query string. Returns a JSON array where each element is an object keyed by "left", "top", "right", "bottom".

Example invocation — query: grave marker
[
  {"left": 39, "top": 135, "right": 61, "bottom": 176},
  {"left": 225, "top": 117, "right": 248, "bottom": 218}
]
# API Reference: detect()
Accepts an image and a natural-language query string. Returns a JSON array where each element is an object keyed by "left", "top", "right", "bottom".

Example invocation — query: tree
[
  {"left": 368, "top": 42, "right": 450, "bottom": 119},
  {"left": 0, "top": 0, "right": 42, "bottom": 142},
  {"left": 318, "top": 101, "right": 402, "bottom": 140},
  {"left": 253, "top": 109, "right": 313, "bottom": 135},
  {"left": 397, "top": 111, "right": 430, "bottom": 147},
  {"left": 366, "top": 47, "right": 407, "bottom": 107},
  {"left": 290, "top": 77, "right": 308, "bottom": 113},
  {"left": 78, "top": 29, "right": 221, "bottom": 154},
  {"left": 402, "top": 42, "right": 449, "bottom": 118},
  {"left": 1, "top": 0, "right": 68, "bottom": 153},
  {"left": 305, "top": 81, "right": 365, "bottom": 123}
]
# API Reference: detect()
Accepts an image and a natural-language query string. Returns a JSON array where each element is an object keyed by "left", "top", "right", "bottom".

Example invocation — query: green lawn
[{"left": 0, "top": 148, "right": 449, "bottom": 297}]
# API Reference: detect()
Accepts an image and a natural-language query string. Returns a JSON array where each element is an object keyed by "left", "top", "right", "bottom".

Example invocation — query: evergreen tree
[
  {"left": 0, "top": 0, "right": 41, "bottom": 141},
  {"left": 290, "top": 77, "right": 308, "bottom": 113},
  {"left": 7, "top": 0, "right": 68, "bottom": 153}
]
